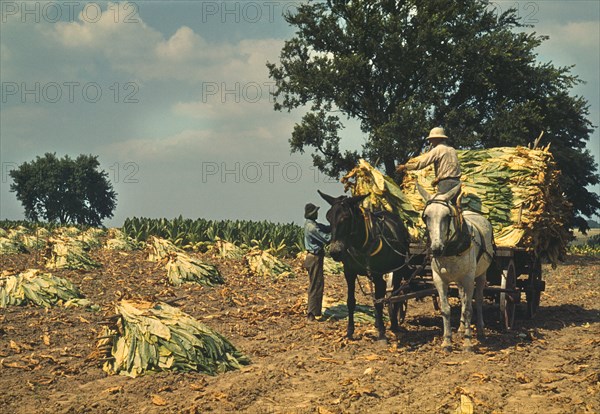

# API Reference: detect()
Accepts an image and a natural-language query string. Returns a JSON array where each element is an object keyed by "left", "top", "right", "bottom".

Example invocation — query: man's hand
[{"left": 396, "top": 164, "right": 406, "bottom": 173}]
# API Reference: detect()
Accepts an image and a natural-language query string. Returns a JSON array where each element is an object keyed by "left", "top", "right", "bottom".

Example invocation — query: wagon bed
[{"left": 382, "top": 243, "right": 545, "bottom": 330}]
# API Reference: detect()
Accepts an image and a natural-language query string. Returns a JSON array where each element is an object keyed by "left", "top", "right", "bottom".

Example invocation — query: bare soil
[{"left": 1, "top": 248, "right": 598, "bottom": 414}]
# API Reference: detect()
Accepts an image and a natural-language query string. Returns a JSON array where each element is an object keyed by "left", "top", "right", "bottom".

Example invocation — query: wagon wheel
[
  {"left": 526, "top": 257, "right": 543, "bottom": 319},
  {"left": 432, "top": 293, "right": 440, "bottom": 312},
  {"left": 388, "top": 300, "right": 408, "bottom": 325},
  {"left": 500, "top": 259, "right": 517, "bottom": 331},
  {"left": 397, "top": 300, "right": 408, "bottom": 324}
]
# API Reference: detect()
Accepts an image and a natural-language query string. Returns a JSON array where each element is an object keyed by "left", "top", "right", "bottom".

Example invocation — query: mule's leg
[
  {"left": 457, "top": 284, "right": 466, "bottom": 333},
  {"left": 389, "top": 271, "right": 401, "bottom": 335},
  {"left": 474, "top": 273, "right": 486, "bottom": 340},
  {"left": 432, "top": 273, "right": 452, "bottom": 352},
  {"left": 457, "top": 276, "right": 476, "bottom": 352},
  {"left": 344, "top": 271, "right": 357, "bottom": 340},
  {"left": 373, "top": 276, "right": 388, "bottom": 342}
]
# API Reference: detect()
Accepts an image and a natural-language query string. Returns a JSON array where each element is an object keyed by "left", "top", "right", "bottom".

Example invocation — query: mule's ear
[
  {"left": 416, "top": 183, "right": 432, "bottom": 202},
  {"left": 438, "top": 183, "right": 461, "bottom": 202},
  {"left": 318, "top": 190, "right": 341, "bottom": 205},
  {"left": 348, "top": 193, "right": 369, "bottom": 205}
]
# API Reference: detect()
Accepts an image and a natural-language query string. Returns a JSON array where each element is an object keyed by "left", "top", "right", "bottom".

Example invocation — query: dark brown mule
[{"left": 318, "top": 190, "right": 412, "bottom": 342}]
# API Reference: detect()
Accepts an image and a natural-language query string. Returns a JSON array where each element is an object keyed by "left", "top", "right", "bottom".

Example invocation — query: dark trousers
[
  {"left": 304, "top": 252, "right": 324, "bottom": 316},
  {"left": 437, "top": 179, "right": 461, "bottom": 204}
]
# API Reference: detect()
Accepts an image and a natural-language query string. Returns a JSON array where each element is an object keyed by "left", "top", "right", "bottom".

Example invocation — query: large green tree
[
  {"left": 267, "top": 0, "right": 598, "bottom": 230},
  {"left": 9, "top": 153, "right": 117, "bottom": 226}
]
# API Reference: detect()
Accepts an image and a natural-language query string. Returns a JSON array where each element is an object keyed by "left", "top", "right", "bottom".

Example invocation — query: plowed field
[{"left": 1, "top": 248, "right": 598, "bottom": 413}]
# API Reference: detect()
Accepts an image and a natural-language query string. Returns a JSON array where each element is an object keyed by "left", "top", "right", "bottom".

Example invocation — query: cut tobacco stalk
[{"left": 98, "top": 299, "right": 249, "bottom": 378}]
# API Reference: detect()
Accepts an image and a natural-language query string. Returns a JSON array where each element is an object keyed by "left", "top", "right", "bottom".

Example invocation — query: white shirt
[{"left": 405, "top": 143, "right": 461, "bottom": 179}]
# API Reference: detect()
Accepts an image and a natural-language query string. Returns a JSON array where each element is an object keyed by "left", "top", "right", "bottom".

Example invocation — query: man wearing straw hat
[
  {"left": 303, "top": 203, "right": 331, "bottom": 321},
  {"left": 396, "top": 127, "right": 462, "bottom": 202}
]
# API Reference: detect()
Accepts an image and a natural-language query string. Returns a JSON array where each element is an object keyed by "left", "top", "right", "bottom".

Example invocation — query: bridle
[
  {"left": 422, "top": 198, "right": 466, "bottom": 256},
  {"left": 329, "top": 199, "right": 431, "bottom": 306},
  {"left": 331, "top": 201, "right": 422, "bottom": 274}
]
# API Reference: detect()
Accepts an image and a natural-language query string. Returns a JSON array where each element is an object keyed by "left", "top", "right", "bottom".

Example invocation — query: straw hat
[
  {"left": 304, "top": 203, "right": 320, "bottom": 219},
  {"left": 427, "top": 127, "right": 448, "bottom": 139}
]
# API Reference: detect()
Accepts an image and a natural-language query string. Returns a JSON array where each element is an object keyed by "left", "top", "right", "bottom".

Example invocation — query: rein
[
  {"left": 344, "top": 205, "right": 409, "bottom": 272},
  {"left": 423, "top": 198, "right": 493, "bottom": 261},
  {"left": 372, "top": 245, "right": 430, "bottom": 305},
  {"left": 335, "top": 200, "right": 430, "bottom": 306},
  {"left": 344, "top": 204, "right": 430, "bottom": 292},
  {"left": 423, "top": 198, "right": 470, "bottom": 257}
]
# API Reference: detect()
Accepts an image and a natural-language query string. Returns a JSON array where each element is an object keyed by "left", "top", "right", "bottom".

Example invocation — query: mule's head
[
  {"left": 417, "top": 184, "right": 461, "bottom": 257},
  {"left": 318, "top": 190, "right": 368, "bottom": 262}
]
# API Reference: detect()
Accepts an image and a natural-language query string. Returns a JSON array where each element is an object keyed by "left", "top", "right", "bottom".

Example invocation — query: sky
[{"left": 0, "top": 0, "right": 599, "bottom": 227}]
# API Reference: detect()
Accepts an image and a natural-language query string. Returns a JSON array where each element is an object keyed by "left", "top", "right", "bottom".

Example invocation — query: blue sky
[{"left": 1, "top": 1, "right": 598, "bottom": 226}]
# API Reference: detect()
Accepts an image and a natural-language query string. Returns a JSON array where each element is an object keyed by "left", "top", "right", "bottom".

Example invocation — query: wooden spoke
[{"left": 500, "top": 259, "right": 517, "bottom": 331}]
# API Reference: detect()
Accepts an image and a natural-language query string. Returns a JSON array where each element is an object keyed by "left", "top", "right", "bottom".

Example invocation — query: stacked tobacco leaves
[
  {"left": 98, "top": 299, "right": 249, "bottom": 377},
  {"left": 344, "top": 145, "right": 572, "bottom": 265},
  {"left": 402, "top": 145, "right": 572, "bottom": 264},
  {"left": 45, "top": 236, "right": 102, "bottom": 270},
  {"left": 164, "top": 252, "right": 223, "bottom": 287},
  {"left": 212, "top": 238, "right": 247, "bottom": 260},
  {"left": 0, "top": 269, "right": 93, "bottom": 309},
  {"left": 341, "top": 158, "right": 423, "bottom": 241},
  {"left": 104, "top": 228, "right": 142, "bottom": 251},
  {"left": 245, "top": 247, "right": 295, "bottom": 280},
  {"left": 147, "top": 236, "right": 223, "bottom": 286}
]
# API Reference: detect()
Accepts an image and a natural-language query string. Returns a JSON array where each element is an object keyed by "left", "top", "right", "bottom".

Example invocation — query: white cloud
[
  {"left": 155, "top": 26, "right": 204, "bottom": 61},
  {"left": 100, "top": 120, "right": 293, "bottom": 163},
  {"left": 556, "top": 21, "right": 600, "bottom": 49},
  {"left": 535, "top": 20, "right": 600, "bottom": 56},
  {"left": 49, "top": 4, "right": 283, "bottom": 83}
]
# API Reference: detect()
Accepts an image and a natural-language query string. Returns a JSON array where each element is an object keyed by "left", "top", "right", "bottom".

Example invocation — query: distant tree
[
  {"left": 9, "top": 153, "right": 117, "bottom": 226},
  {"left": 267, "top": 0, "right": 599, "bottom": 230}
]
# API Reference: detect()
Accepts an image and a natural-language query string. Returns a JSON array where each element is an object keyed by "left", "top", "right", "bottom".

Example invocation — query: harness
[
  {"left": 423, "top": 199, "right": 492, "bottom": 261},
  {"left": 343, "top": 205, "right": 414, "bottom": 274},
  {"left": 357, "top": 206, "right": 385, "bottom": 257},
  {"left": 341, "top": 205, "right": 427, "bottom": 304}
]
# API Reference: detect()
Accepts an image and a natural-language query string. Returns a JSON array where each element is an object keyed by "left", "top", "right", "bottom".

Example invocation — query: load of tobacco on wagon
[{"left": 337, "top": 144, "right": 572, "bottom": 336}]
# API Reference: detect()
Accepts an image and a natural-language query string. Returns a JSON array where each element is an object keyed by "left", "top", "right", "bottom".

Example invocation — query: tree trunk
[{"left": 383, "top": 157, "right": 396, "bottom": 177}]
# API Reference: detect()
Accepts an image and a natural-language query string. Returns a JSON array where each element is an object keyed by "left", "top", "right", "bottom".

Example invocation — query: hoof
[
  {"left": 376, "top": 338, "right": 388, "bottom": 346},
  {"left": 464, "top": 345, "right": 474, "bottom": 353},
  {"left": 443, "top": 345, "right": 452, "bottom": 353}
]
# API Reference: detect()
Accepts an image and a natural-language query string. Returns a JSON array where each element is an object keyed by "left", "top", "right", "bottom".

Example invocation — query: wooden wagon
[{"left": 382, "top": 242, "right": 545, "bottom": 331}]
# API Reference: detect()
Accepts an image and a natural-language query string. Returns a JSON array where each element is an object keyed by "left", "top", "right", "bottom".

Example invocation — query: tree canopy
[
  {"left": 9, "top": 153, "right": 117, "bottom": 226},
  {"left": 267, "top": 0, "right": 599, "bottom": 230}
]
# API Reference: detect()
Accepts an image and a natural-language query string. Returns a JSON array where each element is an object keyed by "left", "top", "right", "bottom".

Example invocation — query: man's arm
[
  {"left": 312, "top": 223, "right": 331, "bottom": 244},
  {"left": 405, "top": 146, "right": 440, "bottom": 171}
]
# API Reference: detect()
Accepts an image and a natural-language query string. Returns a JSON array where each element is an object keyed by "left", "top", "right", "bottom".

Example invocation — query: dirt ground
[{"left": 1, "top": 246, "right": 598, "bottom": 414}]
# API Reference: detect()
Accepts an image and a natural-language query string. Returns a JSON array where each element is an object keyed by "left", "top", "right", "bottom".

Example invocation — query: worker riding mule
[
  {"left": 318, "top": 190, "right": 412, "bottom": 342},
  {"left": 417, "top": 184, "right": 494, "bottom": 352}
]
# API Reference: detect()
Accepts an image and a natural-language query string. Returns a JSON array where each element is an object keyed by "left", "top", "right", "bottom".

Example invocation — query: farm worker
[
  {"left": 303, "top": 203, "right": 331, "bottom": 321},
  {"left": 396, "top": 126, "right": 462, "bottom": 203}
]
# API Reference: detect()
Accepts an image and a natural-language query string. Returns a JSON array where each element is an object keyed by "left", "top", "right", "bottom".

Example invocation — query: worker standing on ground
[{"left": 303, "top": 203, "right": 331, "bottom": 321}]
